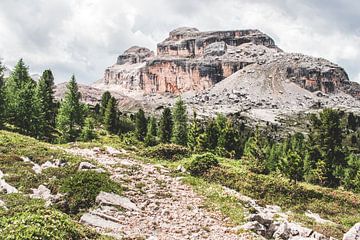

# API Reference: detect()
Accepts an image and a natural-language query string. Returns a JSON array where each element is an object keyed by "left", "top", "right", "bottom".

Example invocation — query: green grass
[
  {"left": 182, "top": 176, "right": 245, "bottom": 225},
  {"left": 138, "top": 151, "right": 360, "bottom": 238},
  {"left": 0, "top": 130, "right": 118, "bottom": 239}
]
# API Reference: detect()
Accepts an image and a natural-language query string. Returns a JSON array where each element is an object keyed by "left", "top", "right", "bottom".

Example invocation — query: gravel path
[{"left": 65, "top": 147, "right": 262, "bottom": 240}]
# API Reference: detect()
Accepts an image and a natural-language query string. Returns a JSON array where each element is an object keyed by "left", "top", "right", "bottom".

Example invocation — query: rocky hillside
[{"left": 94, "top": 27, "right": 360, "bottom": 99}]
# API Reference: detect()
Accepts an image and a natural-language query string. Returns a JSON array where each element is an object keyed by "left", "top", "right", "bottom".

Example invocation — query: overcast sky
[{"left": 0, "top": 0, "right": 359, "bottom": 84}]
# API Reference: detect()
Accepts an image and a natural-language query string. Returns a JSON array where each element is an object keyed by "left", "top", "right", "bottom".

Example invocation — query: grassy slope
[{"left": 0, "top": 130, "right": 116, "bottom": 239}]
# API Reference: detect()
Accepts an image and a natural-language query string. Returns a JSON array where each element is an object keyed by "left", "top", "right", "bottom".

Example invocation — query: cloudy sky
[{"left": 0, "top": 0, "right": 359, "bottom": 84}]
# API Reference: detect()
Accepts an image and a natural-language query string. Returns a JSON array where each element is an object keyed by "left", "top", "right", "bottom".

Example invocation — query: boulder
[
  {"left": 78, "top": 162, "right": 106, "bottom": 173},
  {"left": 0, "top": 170, "right": 18, "bottom": 194},
  {"left": 272, "top": 221, "right": 313, "bottom": 239},
  {"left": 343, "top": 223, "right": 360, "bottom": 240},
  {"left": 30, "top": 184, "right": 61, "bottom": 206},
  {"left": 80, "top": 213, "right": 122, "bottom": 230},
  {"left": 96, "top": 191, "right": 140, "bottom": 211},
  {"left": 305, "top": 210, "right": 333, "bottom": 225},
  {"left": 106, "top": 146, "right": 122, "bottom": 155},
  {"left": 248, "top": 212, "right": 273, "bottom": 227},
  {"left": 176, "top": 165, "right": 186, "bottom": 173},
  {"left": 78, "top": 162, "right": 96, "bottom": 170},
  {"left": 239, "top": 221, "right": 266, "bottom": 235}
]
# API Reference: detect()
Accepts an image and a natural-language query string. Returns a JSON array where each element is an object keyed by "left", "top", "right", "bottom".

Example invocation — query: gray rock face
[
  {"left": 343, "top": 223, "right": 360, "bottom": 240},
  {"left": 117, "top": 46, "right": 154, "bottom": 65},
  {"left": 95, "top": 191, "right": 140, "bottom": 211},
  {"left": 96, "top": 27, "right": 360, "bottom": 102}
]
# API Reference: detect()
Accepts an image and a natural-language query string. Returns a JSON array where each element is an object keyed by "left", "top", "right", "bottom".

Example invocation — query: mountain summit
[{"left": 95, "top": 27, "right": 359, "bottom": 99}]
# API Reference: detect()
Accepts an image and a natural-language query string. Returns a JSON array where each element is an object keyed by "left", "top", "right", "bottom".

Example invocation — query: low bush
[
  {"left": 0, "top": 209, "right": 89, "bottom": 240},
  {"left": 144, "top": 144, "right": 189, "bottom": 161},
  {"left": 59, "top": 171, "right": 121, "bottom": 214},
  {"left": 188, "top": 153, "right": 220, "bottom": 176}
]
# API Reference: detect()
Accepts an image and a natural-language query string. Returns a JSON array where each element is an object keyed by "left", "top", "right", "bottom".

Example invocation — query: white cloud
[{"left": 0, "top": 0, "right": 359, "bottom": 83}]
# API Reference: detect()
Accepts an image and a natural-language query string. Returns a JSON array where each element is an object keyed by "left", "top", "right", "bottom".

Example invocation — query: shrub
[
  {"left": 188, "top": 153, "right": 220, "bottom": 176},
  {"left": 59, "top": 171, "right": 121, "bottom": 214},
  {"left": 144, "top": 144, "right": 188, "bottom": 160},
  {"left": 0, "top": 209, "right": 88, "bottom": 239}
]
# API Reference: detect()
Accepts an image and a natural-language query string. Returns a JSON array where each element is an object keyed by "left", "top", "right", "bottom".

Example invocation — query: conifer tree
[
  {"left": 159, "top": 107, "right": 173, "bottom": 143},
  {"left": 305, "top": 109, "right": 346, "bottom": 186},
  {"left": 0, "top": 61, "right": 4, "bottom": 127},
  {"left": 101, "top": 91, "right": 111, "bottom": 117},
  {"left": 144, "top": 116, "right": 158, "bottom": 146},
  {"left": 188, "top": 111, "right": 201, "bottom": 151},
  {"left": 172, "top": 98, "right": 188, "bottom": 146},
  {"left": 5, "top": 59, "right": 37, "bottom": 135},
  {"left": 198, "top": 120, "right": 219, "bottom": 152},
  {"left": 217, "top": 119, "right": 237, "bottom": 158},
  {"left": 278, "top": 150, "right": 304, "bottom": 183},
  {"left": 135, "top": 108, "right": 147, "bottom": 141},
  {"left": 56, "top": 75, "right": 84, "bottom": 142},
  {"left": 243, "top": 127, "right": 268, "bottom": 174},
  {"left": 35, "top": 69, "right": 56, "bottom": 138},
  {"left": 80, "top": 117, "right": 96, "bottom": 141},
  {"left": 104, "top": 97, "right": 117, "bottom": 133}
]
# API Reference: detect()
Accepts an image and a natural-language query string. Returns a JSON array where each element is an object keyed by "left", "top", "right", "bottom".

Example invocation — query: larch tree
[
  {"left": 104, "top": 97, "right": 117, "bottom": 133},
  {"left": 5, "top": 59, "right": 37, "bottom": 135},
  {"left": 172, "top": 98, "right": 188, "bottom": 146},
  {"left": 35, "top": 69, "right": 56, "bottom": 139},
  {"left": 0, "top": 61, "right": 4, "bottom": 127},
  {"left": 56, "top": 75, "right": 84, "bottom": 142},
  {"left": 135, "top": 108, "right": 147, "bottom": 141},
  {"left": 159, "top": 107, "right": 173, "bottom": 143},
  {"left": 100, "top": 91, "right": 111, "bottom": 118},
  {"left": 144, "top": 116, "right": 158, "bottom": 146}
]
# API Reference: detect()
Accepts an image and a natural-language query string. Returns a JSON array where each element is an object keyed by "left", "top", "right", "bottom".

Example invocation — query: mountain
[
  {"left": 95, "top": 27, "right": 359, "bottom": 98},
  {"left": 89, "top": 27, "right": 360, "bottom": 122}
]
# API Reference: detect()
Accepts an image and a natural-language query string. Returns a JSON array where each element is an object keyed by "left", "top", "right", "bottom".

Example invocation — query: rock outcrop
[{"left": 95, "top": 27, "right": 360, "bottom": 99}]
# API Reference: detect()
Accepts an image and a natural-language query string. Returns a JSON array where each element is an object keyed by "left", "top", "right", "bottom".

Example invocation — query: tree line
[{"left": 0, "top": 59, "right": 359, "bottom": 192}]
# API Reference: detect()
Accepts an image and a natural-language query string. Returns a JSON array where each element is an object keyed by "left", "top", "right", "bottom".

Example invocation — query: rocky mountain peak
[{"left": 94, "top": 27, "right": 360, "bottom": 109}]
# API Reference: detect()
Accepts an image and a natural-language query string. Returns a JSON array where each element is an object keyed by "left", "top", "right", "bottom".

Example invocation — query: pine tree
[
  {"left": 198, "top": 120, "right": 219, "bottom": 152},
  {"left": 278, "top": 150, "right": 304, "bottom": 183},
  {"left": 56, "top": 75, "right": 84, "bottom": 142},
  {"left": 172, "top": 98, "right": 188, "bottom": 146},
  {"left": 159, "top": 107, "right": 173, "bottom": 143},
  {"left": 118, "top": 114, "right": 135, "bottom": 134},
  {"left": 80, "top": 117, "right": 96, "bottom": 141},
  {"left": 305, "top": 109, "right": 346, "bottom": 186},
  {"left": 188, "top": 111, "right": 201, "bottom": 151},
  {"left": 144, "top": 116, "right": 158, "bottom": 146},
  {"left": 135, "top": 108, "right": 147, "bottom": 141},
  {"left": 104, "top": 97, "right": 117, "bottom": 133},
  {"left": 4, "top": 59, "right": 38, "bottom": 135},
  {"left": 0, "top": 61, "right": 5, "bottom": 127},
  {"left": 35, "top": 69, "right": 56, "bottom": 139},
  {"left": 243, "top": 127, "right": 268, "bottom": 174},
  {"left": 217, "top": 119, "right": 237, "bottom": 158},
  {"left": 101, "top": 91, "right": 111, "bottom": 117},
  {"left": 343, "top": 154, "right": 360, "bottom": 192}
]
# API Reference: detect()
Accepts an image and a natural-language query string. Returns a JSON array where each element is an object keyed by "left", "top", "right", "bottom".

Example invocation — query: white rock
[
  {"left": 176, "top": 165, "right": 186, "bottom": 173},
  {"left": 0, "top": 179, "right": 18, "bottom": 194},
  {"left": 96, "top": 191, "right": 140, "bottom": 211},
  {"left": 0, "top": 170, "right": 18, "bottom": 194},
  {"left": 80, "top": 213, "right": 122, "bottom": 230},
  {"left": 78, "top": 161, "right": 96, "bottom": 170},
  {"left": 343, "top": 223, "right": 360, "bottom": 240},
  {"left": 305, "top": 210, "right": 333, "bottom": 225},
  {"left": 41, "top": 161, "right": 59, "bottom": 170},
  {"left": 106, "top": 146, "right": 122, "bottom": 155},
  {"left": 239, "top": 221, "right": 266, "bottom": 235}
]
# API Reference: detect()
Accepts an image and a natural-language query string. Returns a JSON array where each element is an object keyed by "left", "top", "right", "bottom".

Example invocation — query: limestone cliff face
[{"left": 97, "top": 27, "right": 358, "bottom": 98}]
